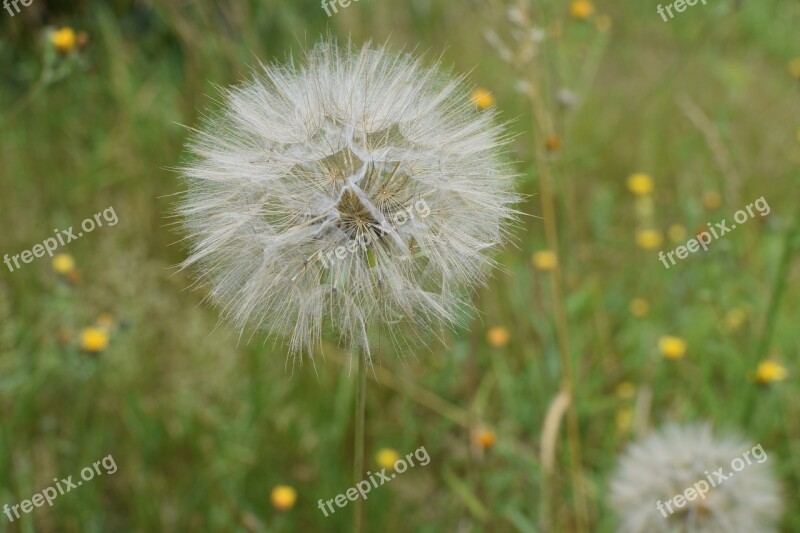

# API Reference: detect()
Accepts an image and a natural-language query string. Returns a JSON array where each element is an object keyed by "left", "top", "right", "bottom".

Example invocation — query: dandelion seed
[
  {"left": 375, "top": 448, "right": 400, "bottom": 470},
  {"left": 178, "top": 40, "right": 520, "bottom": 357},
  {"left": 270, "top": 485, "right": 297, "bottom": 511},
  {"left": 610, "top": 423, "right": 783, "bottom": 533},
  {"left": 487, "top": 326, "right": 510, "bottom": 348},
  {"left": 658, "top": 336, "right": 686, "bottom": 360}
]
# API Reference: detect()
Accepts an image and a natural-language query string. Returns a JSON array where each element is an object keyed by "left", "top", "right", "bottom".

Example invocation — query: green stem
[
  {"left": 755, "top": 209, "right": 800, "bottom": 362},
  {"left": 354, "top": 346, "right": 367, "bottom": 533},
  {"left": 744, "top": 208, "right": 799, "bottom": 422}
]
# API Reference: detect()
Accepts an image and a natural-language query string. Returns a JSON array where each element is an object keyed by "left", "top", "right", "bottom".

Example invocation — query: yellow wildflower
[
  {"left": 487, "top": 327, "right": 510, "bottom": 348},
  {"left": 703, "top": 191, "right": 722, "bottom": 210},
  {"left": 471, "top": 88, "right": 495, "bottom": 110},
  {"left": 51, "top": 28, "right": 77, "bottom": 53},
  {"left": 658, "top": 336, "right": 686, "bottom": 360},
  {"left": 531, "top": 250, "right": 557, "bottom": 271},
  {"left": 473, "top": 428, "right": 497, "bottom": 450},
  {"left": 754, "top": 361, "right": 787, "bottom": 385},
  {"left": 375, "top": 448, "right": 400, "bottom": 470},
  {"left": 80, "top": 327, "right": 109, "bottom": 353},
  {"left": 635, "top": 229, "right": 662, "bottom": 250},
  {"left": 270, "top": 485, "right": 297, "bottom": 511},
  {"left": 52, "top": 253, "right": 75, "bottom": 274},
  {"left": 569, "top": 0, "right": 594, "bottom": 20},
  {"left": 627, "top": 173, "right": 654, "bottom": 196}
]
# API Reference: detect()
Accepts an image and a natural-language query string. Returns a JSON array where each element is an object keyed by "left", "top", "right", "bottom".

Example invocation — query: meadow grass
[{"left": 0, "top": 0, "right": 798, "bottom": 531}]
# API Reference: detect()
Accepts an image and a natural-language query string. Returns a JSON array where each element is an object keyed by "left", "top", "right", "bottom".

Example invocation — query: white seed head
[
  {"left": 178, "top": 40, "right": 519, "bottom": 357},
  {"left": 610, "top": 423, "right": 783, "bottom": 533}
]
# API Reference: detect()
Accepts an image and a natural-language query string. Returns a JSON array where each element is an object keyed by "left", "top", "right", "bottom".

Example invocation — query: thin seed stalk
[{"left": 354, "top": 347, "right": 368, "bottom": 533}]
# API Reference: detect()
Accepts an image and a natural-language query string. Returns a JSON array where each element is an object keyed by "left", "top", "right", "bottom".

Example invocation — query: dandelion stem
[{"left": 353, "top": 345, "right": 367, "bottom": 533}]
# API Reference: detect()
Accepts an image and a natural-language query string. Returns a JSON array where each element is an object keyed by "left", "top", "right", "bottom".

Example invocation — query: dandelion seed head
[
  {"left": 178, "top": 40, "right": 519, "bottom": 358},
  {"left": 610, "top": 423, "right": 782, "bottom": 533}
]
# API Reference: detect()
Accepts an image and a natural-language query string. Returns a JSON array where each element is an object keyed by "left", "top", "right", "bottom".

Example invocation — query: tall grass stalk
[
  {"left": 527, "top": 81, "right": 589, "bottom": 533},
  {"left": 354, "top": 348, "right": 368, "bottom": 533}
]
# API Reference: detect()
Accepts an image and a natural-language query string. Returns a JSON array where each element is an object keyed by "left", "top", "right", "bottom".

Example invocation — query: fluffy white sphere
[
  {"left": 178, "top": 40, "right": 519, "bottom": 357},
  {"left": 610, "top": 423, "right": 783, "bottom": 533}
]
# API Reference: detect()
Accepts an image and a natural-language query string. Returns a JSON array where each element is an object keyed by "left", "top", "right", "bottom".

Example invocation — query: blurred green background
[{"left": 1, "top": 0, "right": 798, "bottom": 531}]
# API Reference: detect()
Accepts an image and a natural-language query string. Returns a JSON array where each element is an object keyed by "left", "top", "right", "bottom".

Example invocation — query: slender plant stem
[
  {"left": 353, "top": 347, "right": 367, "bottom": 533},
  {"left": 743, "top": 208, "right": 800, "bottom": 422},
  {"left": 527, "top": 81, "right": 589, "bottom": 533},
  {"left": 755, "top": 208, "right": 799, "bottom": 363}
]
